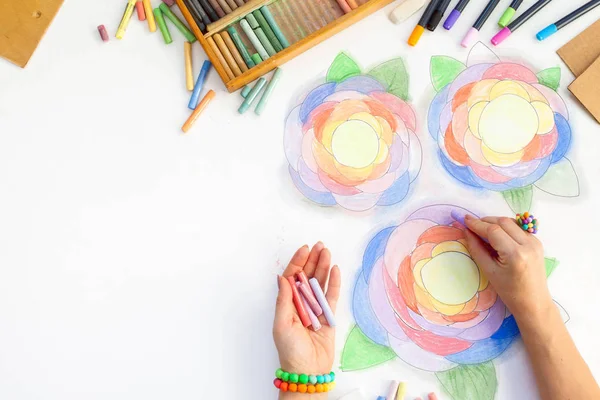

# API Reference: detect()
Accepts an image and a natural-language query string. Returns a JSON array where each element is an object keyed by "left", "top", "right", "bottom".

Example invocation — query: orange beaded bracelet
[{"left": 274, "top": 379, "right": 336, "bottom": 393}]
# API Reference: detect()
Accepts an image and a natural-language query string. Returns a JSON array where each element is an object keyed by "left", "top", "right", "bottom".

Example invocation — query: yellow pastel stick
[
  {"left": 143, "top": 0, "right": 156, "bottom": 32},
  {"left": 396, "top": 382, "right": 407, "bottom": 400},
  {"left": 184, "top": 42, "right": 194, "bottom": 91},
  {"left": 116, "top": 0, "right": 137, "bottom": 39}
]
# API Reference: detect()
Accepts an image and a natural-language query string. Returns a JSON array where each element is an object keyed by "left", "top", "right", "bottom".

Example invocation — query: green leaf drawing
[
  {"left": 502, "top": 186, "right": 533, "bottom": 214},
  {"left": 368, "top": 58, "right": 410, "bottom": 100},
  {"left": 430, "top": 56, "right": 466, "bottom": 92},
  {"left": 545, "top": 257, "right": 560, "bottom": 278},
  {"left": 537, "top": 67, "right": 561, "bottom": 91},
  {"left": 340, "top": 325, "right": 396, "bottom": 371},
  {"left": 436, "top": 362, "right": 498, "bottom": 400},
  {"left": 326, "top": 53, "right": 361, "bottom": 83},
  {"left": 534, "top": 158, "right": 580, "bottom": 197}
]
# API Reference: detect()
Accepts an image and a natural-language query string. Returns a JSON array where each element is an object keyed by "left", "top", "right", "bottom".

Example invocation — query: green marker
[
  {"left": 254, "top": 27, "right": 277, "bottom": 56},
  {"left": 154, "top": 8, "right": 172, "bottom": 44},
  {"left": 159, "top": 3, "right": 197, "bottom": 43},
  {"left": 253, "top": 10, "right": 283, "bottom": 52},
  {"left": 498, "top": 0, "right": 523, "bottom": 28},
  {"left": 251, "top": 53, "right": 263, "bottom": 66},
  {"left": 227, "top": 27, "right": 255, "bottom": 69},
  {"left": 255, "top": 68, "right": 282, "bottom": 115},
  {"left": 238, "top": 78, "right": 266, "bottom": 114},
  {"left": 241, "top": 85, "right": 252, "bottom": 98},
  {"left": 260, "top": 6, "right": 290, "bottom": 48}
]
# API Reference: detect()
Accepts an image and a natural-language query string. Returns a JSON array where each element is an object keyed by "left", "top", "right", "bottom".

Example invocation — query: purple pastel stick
[
  {"left": 443, "top": 9, "right": 461, "bottom": 29},
  {"left": 163, "top": 0, "right": 175, "bottom": 6},
  {"left": 298, "top": 289, "right": 322, "bottom": 331}
]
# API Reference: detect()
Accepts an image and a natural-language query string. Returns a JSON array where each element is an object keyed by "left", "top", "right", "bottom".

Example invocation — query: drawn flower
[
  {"left": 428, "top": 44, "right": 579, "bottom": 213},
  {"left": 284, "top": 53, "right": 422, "bottom": 212}
]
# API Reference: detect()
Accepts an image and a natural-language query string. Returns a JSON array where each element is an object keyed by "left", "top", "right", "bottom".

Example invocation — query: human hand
[
  {"left": 463, "top": 215, "right": 553, "bottom": 321},
  {"left": 273, "top": 243, "right": 341, "bottom": 399}
]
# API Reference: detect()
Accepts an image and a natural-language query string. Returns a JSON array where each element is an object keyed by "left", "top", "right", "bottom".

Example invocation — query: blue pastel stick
[
  {"left": 376, "top": 397, "right": 386, "bottom": 400},
  {"left": 188, "top": 60, "right": 212, "bottom": 110},
  {"left": 309, "top": 277, "right": 335, "bottom": 327}
]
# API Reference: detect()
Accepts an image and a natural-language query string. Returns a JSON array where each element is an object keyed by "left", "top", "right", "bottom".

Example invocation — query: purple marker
[{"left": 444, "top": 0, "right": 471, "bottom": 30}]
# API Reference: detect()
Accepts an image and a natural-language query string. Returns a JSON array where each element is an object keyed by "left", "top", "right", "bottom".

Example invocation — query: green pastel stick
[
  {"left": 241, "top": 85, "right": 252, "bottom": 98},
  {"left": 254, "top": 27, "right": 276, "bottom": 56},
  {"left": 251, "top": 53, "right": 263, "bottom": 65},
  {"left": 260, "top": 6, "right": 289, "bottom": 48},
  {"left": 252, "top": 10, "right": 283, "bottom": 52},
  {"left": 238, "top": 77, "right": 267, "bottom": 114},
  {"left": 159, "top": 3, "right": 197, "bottom": 43},
  {"left": 154, "top": 8, "right": 173, "bottom": 44},
  {"left": 227, "top": 26, "right": 255, "bottom": 68},
  {"left": 240, "top": 19, "right": 269, "bottom": 60},
  {"left": 255, "top": 68, "right": 282, "bottom": 115},
  {"left": 246, "top": 13, "right": 260, "bottom": 29}
]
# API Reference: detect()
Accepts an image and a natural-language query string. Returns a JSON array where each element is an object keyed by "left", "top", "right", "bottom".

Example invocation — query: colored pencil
[
  {"left": 498, "top": 0, "right": 523, "bottom": 27},
  {"left": 461, "top": 0, "right": 501, "bottom": 48},
  {"left": 492, "top": 0, "right": 554, "bottom": 45},
  {"left": 426, "top": 0, "right": 451, "bottom": 31},
  {"left": 444, "top": 0, "right": 471, "bottom": 30},
  {"left": 408, "top": 0, "right": 441, "bottom": 46},
  {"left": 182, "top": 90, "right": 216, "bottom": 133},
  {"left": 537, "top": 0, "right": 600, "bottom": 40}
]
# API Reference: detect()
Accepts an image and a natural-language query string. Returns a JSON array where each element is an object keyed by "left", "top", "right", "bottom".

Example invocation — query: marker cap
[
  {"left": 443, "top": 9, "right": 461, "bottom": 30},
  {"left": 536, "top": 24, "right": 558, "bottom": 41},
  {"left": 408, "top": 25, "right": 425, "bottom": 46},
  {"left": 491, "top": 27, "right": 512, "bottom": 46},
  {"left": 498, "top": 7, "right": 516, "bottom": 28},
  {"left": 461, "top": 27, "right": 479, "bottom": 48}
]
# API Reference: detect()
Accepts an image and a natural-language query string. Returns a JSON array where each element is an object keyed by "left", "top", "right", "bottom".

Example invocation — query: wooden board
[{"left": 0, "top": 0, "right": 64, "bottom": 68}]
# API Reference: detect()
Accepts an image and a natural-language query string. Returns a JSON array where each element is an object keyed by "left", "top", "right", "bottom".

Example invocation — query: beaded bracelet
[{"left": 274, "top": 369, "right": 336, "bottom": 393}]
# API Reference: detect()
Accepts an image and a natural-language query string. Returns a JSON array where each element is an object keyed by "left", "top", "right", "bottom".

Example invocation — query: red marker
[{"left": 288, "top": 276, "right": 312, "bottom": 327}]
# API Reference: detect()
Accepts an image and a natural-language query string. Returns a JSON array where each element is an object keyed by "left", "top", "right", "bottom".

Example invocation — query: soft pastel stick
[
  {"left": 189, "top": 60, "right": 212, "bottom": 110},
  {"left": 221, "top": 31, "right": 248, "bottom": 73},
  {"left": 233, "top": 0, "right": 244, "bottom": 6},
  {"left": 297, "top": 283, "right": 322, "bottom": 331},
  {"left": 389, "top": 0, "right": 428, "bottom": 24},
  {"left": 240, "top": 85, "right": 252, "bottom": 98},
  {"left": 240, "top": 19, "right": 270, "bottom": 60},
  {"left": 336, "top": 0, "right": 352, "bottom": 14},
  {"left": 163, "top": 0, "right": 175, "bottom": 6},
  {"left": 444, "top": 0, "right": 470, "bottom": 29},
  {"left": 346, "top": 0, "right": 359, "bottom": 9},
  {"left": 376, "top": 397, "right": 386, "bottom": 400},
  {"left": 198, "top": 0, "right": 219, "bottom": 22},
  {"left": 116, "top": 0, "right": 137, "bottom": 39},
  {"left": 214, "top": 33, "right": 242, "bottom": 76},
  {"left": 246, "top": 13, "right": 260, "bottom": 28},
  {"left": 159, "top": 3, "right": 197, "bottom": 42},
  {"left": 206, "top": 36, "right": 234, "bottom": 79},
  {"left": 227, "top": 26, "right": 255, "bottom": 68},
  {"left": 250, "top": 53, "right": 262, "bottom": 65},
  {"left": 396, "top": 382, "right": 407, "bottom": 399},
  {"left": 253, "top": 10, "right": 283, "bottom": 52},
  {"left": 154, "top": 8, "right": 173, "bottom": 44},
  {"left": 297, "top": 279, "right": 323, "bottom": 315},
  {"left": 143, "top": 0, "right": 157, "bottom": 32},
  {"left": 260, "top": 6, "right": 290, "bottom": 48},
  {"left": 217, "top": 0, "right": 233, "bottom": 14},
  {"left": 97, "top": 25, "right": 109, "bottom": 42},
  {"left": 428, "top": 393, "right": 438, "bottom": 400},
  {"left": 224, "top": 0, "right": 238, "bottom": 11},
  {"left": 184, "top": 42, "right": 194, "bottom": 91},
  {"left": 387, "top": 381, "right": 400, "bottom": 400},
  {"left": 296, "top": 270, "right": 310, "bottom": 286},
  {"left": 309, "top": 277, "right": 335, "bottom": 327},
  {"left": 238, "top": 77, "right": 266, "bottom": 114},
  {"left": 287, "top": 275, "right": 312, "bottom": 327},
  {"left": 136, "top": 1, "right": 146, "bottom": 20},
  {"left": 187, "top": 0, "right": 212, "bottom": 26},
  {"left": 492, "top": 0, "right": 553, "bottom": 46},
  {"left": 208, "top": 0, "right": 226, "bottom": 18},
  {"left": 182, "top": 90, "right": 216, "bottom": 133},
  {"left": 254, "top": 27, "right": 277, "bottom": 56}
]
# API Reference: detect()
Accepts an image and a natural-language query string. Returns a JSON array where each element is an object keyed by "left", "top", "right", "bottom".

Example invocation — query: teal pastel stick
[
  {"left": 241, "top": 85, "right": 252, "bottom": 98},
  {"left": 238, "top": 77, "right": 266, "bottom": 114},
  {"left": 260, "top": 6, "right": 290, "bottom": 48},
  {"left": 255, "top": 68, "right": 282, "bottom": 115},
  {"left": 227, "top": 26, "right": 255, "bottom": 68},
  {"left": 188, "top": 60, "right": 213, "bottom": 110},
  {"left": 254, "top": 27, "right": 277, "bottom": 56},
  {"left": 251, "top": 53, "right": 263, "bottom": 65},
  {"left": 246, "top": 13, "right": 260, "bottom": 29},
  {"left": 253, "top": 10, "right": 283, "bottom": 52},
  {"left": 159, "top": 3, "right": 197, "bottom": 42},
  {"left": 240, "top": 19, "right": 269, "bottom": 60}
]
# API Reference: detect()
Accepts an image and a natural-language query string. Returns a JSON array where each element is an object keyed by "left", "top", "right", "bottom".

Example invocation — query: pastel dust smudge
[
  {"left": 342, "top": 204, "right": 565, "bottom": 400},
  {"left": 427, "top": 43, "right": 580, "bottom": 214},
  {"left": 284, "top": 53, "right": 422, "bottom": 212}
]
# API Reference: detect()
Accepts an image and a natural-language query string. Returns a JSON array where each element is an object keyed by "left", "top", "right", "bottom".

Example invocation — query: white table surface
[{"left": 1, "top": 0, "right": 599, "bottom": 399}]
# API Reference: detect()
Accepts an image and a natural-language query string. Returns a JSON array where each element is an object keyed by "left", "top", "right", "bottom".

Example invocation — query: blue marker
[
  {"left": 188, "top": 60, "right": 212, "bottom": 110},
  {"left": 537, "top": 0, "right": 600, "bottom": 41}
]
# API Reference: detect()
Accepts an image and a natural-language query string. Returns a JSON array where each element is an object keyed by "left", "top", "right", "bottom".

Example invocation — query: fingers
[
  {"left": 274, "top": 275, "right": 296, "bottom": 328},
  {"left": 464, "top": 229, "right": 497, "bottom": 276},
  {"left": 465, "top": 215, "right": 518, "bottom": 256},
  {"left": 480, "top": 216, "right": 528, "bottom": 244},
  {"left": 303, "top": 242, "right": 325, "bottom": 278},
  {"left": 325, "top": 265, "right": 341, "bottom": 314},
  {"left": 282, "top": 245, "right": 310, "bottom": 278},
  {"left": 313, "top": 248, "right": 331, "bottom": 290}
]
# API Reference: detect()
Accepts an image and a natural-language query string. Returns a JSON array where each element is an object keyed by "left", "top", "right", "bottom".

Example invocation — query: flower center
[
  {"left": 479, "top": 94, "right": 538, "bottom": 154},
  {"left": 331, "top": 120, "right": 379, "bottom": 169},
  {"left": 421, "top": 252, "right": 480, "bottom": 305}
]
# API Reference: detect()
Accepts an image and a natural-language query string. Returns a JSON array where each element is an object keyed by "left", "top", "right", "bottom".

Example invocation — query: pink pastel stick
[
  {"left": 298, "top": 288, "right": 322, "bottom": 331},
  {"left": 297, "top": 270, "right": 310, "bottom": 286},
  {"left": 297, "top": 281, "right": 323, "bottom": 316},
  {"left": 336, "top": 0, "right": 352, "bottom": 13},
  {"left": 428, "top": 393, "right": 438, "bottom": 400}
]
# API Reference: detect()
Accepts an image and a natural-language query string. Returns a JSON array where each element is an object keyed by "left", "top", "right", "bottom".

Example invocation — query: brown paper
[
  {"left": 569, "top": 56, "right": 600, "bottom": 123},
  {"left": 557, "top": 18, "right": 600, "bottom": 77},
  {"left": 0, "top": 0, "right": 64, "bottom": 68}
]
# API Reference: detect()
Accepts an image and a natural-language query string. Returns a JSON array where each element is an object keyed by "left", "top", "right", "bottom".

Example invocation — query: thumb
[{"left": 275, "top": 275, "right": 296, "bottom": 328}]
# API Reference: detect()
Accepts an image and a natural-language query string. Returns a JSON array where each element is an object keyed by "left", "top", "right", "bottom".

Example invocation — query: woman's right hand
[{"left": 463, "top": 215, "right": 553, "bottom": 321}]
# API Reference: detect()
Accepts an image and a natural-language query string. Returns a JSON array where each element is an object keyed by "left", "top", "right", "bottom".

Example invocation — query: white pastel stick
[
  {"left": 297, "top": 284, "right": 322, "bottom": 331},
  {"left": 389, "top": 0, "right": 428, "bottom": 24},
  {"left": 386, "top": 381, "right": 400, "bottom": 399},
  {"left": 240, "top": 19, "right": 270, "bottom": 61},
  {"left": 309, "top": 278, "right": 335, "bottom": 327}
]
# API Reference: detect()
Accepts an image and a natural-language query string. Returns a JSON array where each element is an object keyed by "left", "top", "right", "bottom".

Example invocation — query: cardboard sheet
[
  {"left": 569, "top": 56, "right": 600, "bottom": 123},
  {"left": 557, "top": 18, "right": 600, "bottom": 77}
]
